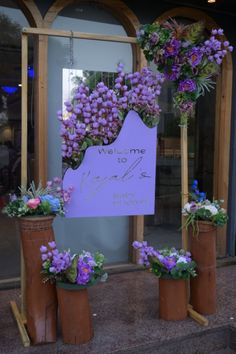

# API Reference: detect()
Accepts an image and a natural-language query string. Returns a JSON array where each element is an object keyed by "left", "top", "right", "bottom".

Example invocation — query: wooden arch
[
  {"left": 43, "top": 0, "right": 143, "bottom": 68},
  {"left": 16, "top": 0, "right": 43, "bottom": 27},
  {"left": 155, "top": 7, "right": 233, "bottom": 256}
]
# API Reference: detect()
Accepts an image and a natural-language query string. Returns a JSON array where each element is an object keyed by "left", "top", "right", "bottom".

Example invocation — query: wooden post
[
  {"left": 20, "top": 33, "right": 28, "bottom": 317},
  {"left": 180, "top": 125, "right": 188, "bottom": 251}
]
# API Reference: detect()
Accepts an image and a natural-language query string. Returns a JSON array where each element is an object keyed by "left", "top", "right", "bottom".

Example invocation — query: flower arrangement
[
  {"left": 3, "top": 177, "right": 73, "bottom": 217},
  {"left": 58, "top": 63, "right": 164, "bottom": 169},
  {"left": 137, "top": 19, "right": 233, "bottom": 125},
  {"left": 40, "top": 241, "right": 107, "bottom": 287},
  {"left": 133, "top": 241, "right": 197, "bottom": 279},
  {"left": 182, "top": 179, "right": 228, "bottom": 229}
]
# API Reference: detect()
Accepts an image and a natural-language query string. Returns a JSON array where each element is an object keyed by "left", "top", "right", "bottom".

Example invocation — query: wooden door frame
[{"left": 156, "top": 7, "right": 233, "bottom": 256}]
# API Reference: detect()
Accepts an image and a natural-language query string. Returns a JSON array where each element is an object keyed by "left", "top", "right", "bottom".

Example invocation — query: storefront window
[{"left": 0, "top": 2, "right": 34, "bottom": 281}]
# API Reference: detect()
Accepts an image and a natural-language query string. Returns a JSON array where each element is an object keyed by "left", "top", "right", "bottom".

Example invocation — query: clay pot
[
  {"left": 159, "top": 278, "right": 188, "bottom": 320},
  {"left": 56, "top": 283, "right": 93, "bottom": 344},
  {"left": 189, "top": 221, "right": 217, "bottom": 315},
  {"left": 18, "top": 216, "right": 57, "bottom": 344}
]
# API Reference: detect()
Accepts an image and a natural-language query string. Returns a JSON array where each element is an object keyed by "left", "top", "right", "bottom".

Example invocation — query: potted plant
[
  {"left": 182, "top": 179, "right": 228, "bottom": 314},
  {"left": 133, "top": 241, "right": 197, "bottom": 321},
  {"left": 2, "top": 177, "right": 73, "bottom": 344},
  {"left": 40, "top": 242, "right": 107, "bottom": 345}
]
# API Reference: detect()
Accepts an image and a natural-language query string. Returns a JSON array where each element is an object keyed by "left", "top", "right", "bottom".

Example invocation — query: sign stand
[{"left": 11, "top": 27, "right": 208, "bottom": 347}]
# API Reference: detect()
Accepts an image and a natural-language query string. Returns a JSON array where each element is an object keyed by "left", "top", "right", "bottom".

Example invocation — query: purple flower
[
  {"left": 40, "top": 245, "right": 47, "bottom": 253},
  {"left": 150, "top": 32, "right": 159, "bottom": 45},
  {"left": 178, "top": 79, "right": 197, "bottom": 93},
  {"left": 48, "top": 241, "right": 56, "bottom": 249},
  {"left": 164, "top": 39, "right": 181, "bottom": 57},
  {"left": 164, "top": 64, "right": 181, "bottom": 81},
  {"left": 187, "top": 47, "right": 203, "bottom": 67},
  {"left": 160, "top": 256, "right": 176, "bottom": 271},
  {"left": 76, "top": 258, "right": 93, "bottom": 285}
]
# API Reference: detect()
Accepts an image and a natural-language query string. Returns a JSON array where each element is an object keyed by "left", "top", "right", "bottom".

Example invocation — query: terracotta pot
[
  {"left": 57, "top": 283, "right": 93, "bottom": 344},
  {"left": 189, "top": 221, "right": 217, "bottom": 315},
  {"left": 18, "top": 216, "right": 57, "bottom": 344},
  {"left": 159, "top": 278, "right": 188, "bottom": 320}
]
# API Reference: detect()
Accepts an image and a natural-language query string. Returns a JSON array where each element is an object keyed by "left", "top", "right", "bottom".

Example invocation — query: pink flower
[{"left": 27, "top": 198, "right": 41, "bottom": 209}]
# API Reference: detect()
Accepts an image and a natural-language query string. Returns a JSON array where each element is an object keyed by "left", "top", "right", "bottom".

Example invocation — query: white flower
[
  {"left": 183, "top": 202, "right": 192, "bottom": 213},
  {"left": 203, "top": 205, "right": 218, "bottom": 215},
  {"left": 177, "top": 256, "right": 188, "bottom": 264}
]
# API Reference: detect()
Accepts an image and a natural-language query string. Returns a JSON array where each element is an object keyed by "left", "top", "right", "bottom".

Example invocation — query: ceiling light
[{"left": 208, "top": 0, "right": 216, "bottom": 3}]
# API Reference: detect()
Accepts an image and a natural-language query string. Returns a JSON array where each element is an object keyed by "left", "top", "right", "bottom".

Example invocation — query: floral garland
[
  {"left": 58, "top": 64, "right": 164, "bottom": 169},
  {"left": 137, "top": 19, "right": 233, "bottom": 125}
]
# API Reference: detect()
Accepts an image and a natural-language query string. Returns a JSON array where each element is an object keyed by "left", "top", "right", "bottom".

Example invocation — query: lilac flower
[
  {"left": 48, "top": 241, "right": 56, "bottom": 249},
  {"left": 40, "top": 245, "right": 47, "bottom": 253},
  {"left": 178, "top": 79, "right": 196, "bottom": 92}
]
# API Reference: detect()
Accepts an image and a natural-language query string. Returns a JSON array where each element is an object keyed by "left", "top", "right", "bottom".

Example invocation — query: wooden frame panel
[
  {"left": 38, "top": 0, "right": 145, "bottom": 263},
  {"left": 155, "top": 7, "right": 233, "bottom": 256}
]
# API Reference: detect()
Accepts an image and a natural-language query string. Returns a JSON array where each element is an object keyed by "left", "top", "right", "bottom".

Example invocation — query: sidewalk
[{"left": 0, "top": 265, "right": 236, "bottom": 354}]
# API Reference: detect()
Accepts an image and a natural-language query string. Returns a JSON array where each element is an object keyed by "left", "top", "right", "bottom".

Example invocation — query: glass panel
[
  {"left": 48, "top": 3, "right": 132, "bottom": 263},
  {"left": 0, "top": 2, "right": 34, "bottom": 280}
]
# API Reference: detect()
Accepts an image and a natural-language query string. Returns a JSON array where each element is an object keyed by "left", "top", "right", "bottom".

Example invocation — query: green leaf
[{"left": 66, "top": 255, "right": 78, "bottom": 283}]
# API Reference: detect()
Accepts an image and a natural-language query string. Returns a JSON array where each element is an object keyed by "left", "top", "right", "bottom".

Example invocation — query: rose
[
  {"left": 203, "top": 205, "right": 218, "bottom": 215},
  {"left": 27, "top": 197, "right": 41, "bottom": 209}
]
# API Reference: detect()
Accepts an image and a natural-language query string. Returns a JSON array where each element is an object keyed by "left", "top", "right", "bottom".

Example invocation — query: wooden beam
[
  {"left": 187, "top": 304, "right": 209, "bottom": 326},
  {"left": 34, "top": 35, "right": 48, "bottom": 186},
  {"left": 181, "top": 126, "right": 189, "bottom": 251},
  {"left": 10, "top": 301, "right": 30, "bottom": 347},
  {"left": 131, "top": 216, "right": 144, "bottom": 263},
  {"left": 22, "top": 27, "right": 137, "bottom": 43}
]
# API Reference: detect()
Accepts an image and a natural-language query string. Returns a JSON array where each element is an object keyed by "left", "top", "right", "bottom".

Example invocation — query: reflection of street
[{"left": 0, "top": 214, "right": 20, "bottom": 280}]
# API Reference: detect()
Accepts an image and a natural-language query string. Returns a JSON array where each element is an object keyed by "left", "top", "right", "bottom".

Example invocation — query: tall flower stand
[
  {"left": 190, "top": 221, "right": 217, "bottom": 315},
  {"left": 159, "top": 278, "right": 188, "bottom": 320},
  {"left": 56, "top": 283, "right": 93, "bottom": 344},
  {"left": 19, "top": 216, "right": 57, "bottom": 344}
]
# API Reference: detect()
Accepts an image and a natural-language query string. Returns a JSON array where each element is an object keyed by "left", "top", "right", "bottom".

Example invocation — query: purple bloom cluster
[
  {"left": 202, "top": 29, "right": 233, "bottom": 65},
  {"left": 137, "top": 21, "right": 233, "bottom": 125},
  {"left": 133, "top": 241, "right": 159, "bottom": 266},
  {"left": 133, "top": 241, "right": 195, "bottom": 279},
  {"left": 40, "top": 243, "right": 105, "bottom": 286},
  {"left": 58, "top": 64, "right": 164, "bottom": 167},
  {"left": 46, "top": 177, "right": 73, "bottom": 204},
  {"left": 40, "top": 241, "right": 72, "bottom": 274}
]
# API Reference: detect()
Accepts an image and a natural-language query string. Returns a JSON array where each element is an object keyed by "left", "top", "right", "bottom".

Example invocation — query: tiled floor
[{"left": 0, "top": 265, "right": 236, "bottom": 354}]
